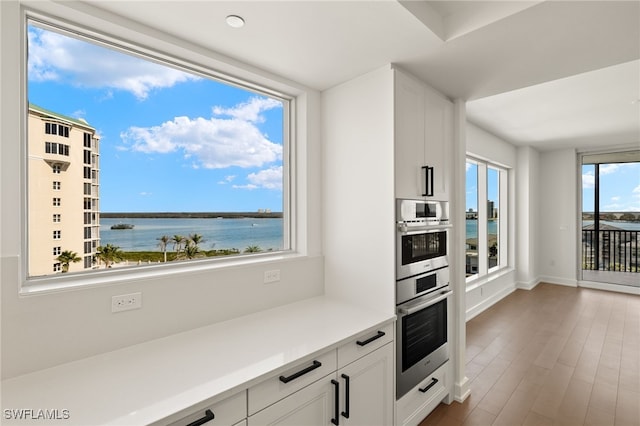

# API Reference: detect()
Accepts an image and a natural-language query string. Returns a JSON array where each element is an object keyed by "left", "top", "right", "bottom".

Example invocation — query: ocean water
[
  {"left": 582, "top": 220, "right": 640, "bottom": 231},
  {"left": 100, "top": 217, "right": 283, "bottom": 252},
  {"left": 465, "top": 219, "right": 498, "bottom": 240},
  {"left": 465, "top": 219, "right": 639, "bottom": 240}
]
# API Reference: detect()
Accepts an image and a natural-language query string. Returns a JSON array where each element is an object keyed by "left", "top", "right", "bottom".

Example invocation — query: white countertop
[{"left": 1, "top": 296, "right": 395, "bottom": 426}]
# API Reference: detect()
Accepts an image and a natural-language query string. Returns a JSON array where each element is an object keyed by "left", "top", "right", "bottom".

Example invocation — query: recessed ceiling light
[{"left": 226, "top": 15, "right": 245, "bottom": 28}]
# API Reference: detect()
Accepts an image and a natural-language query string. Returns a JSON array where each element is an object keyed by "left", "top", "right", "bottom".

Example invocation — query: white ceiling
[{"left": 84, "top": 0, "right": 640, "bottom": 151}]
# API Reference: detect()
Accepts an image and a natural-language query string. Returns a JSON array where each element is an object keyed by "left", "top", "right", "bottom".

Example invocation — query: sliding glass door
[{"left": 581, "top": 151, "right": 640, "bottom": 287}]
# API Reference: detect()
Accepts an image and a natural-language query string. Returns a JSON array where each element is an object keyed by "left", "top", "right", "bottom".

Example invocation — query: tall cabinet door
[
  {"left": 338, "top": 343, "right": 394, "bottom": 426},
  {"left": 394, "top": 68, "right": 426, "bottom": 200},
  {"left": 424, "top": 87, "right": 452, "bottom": 201}
]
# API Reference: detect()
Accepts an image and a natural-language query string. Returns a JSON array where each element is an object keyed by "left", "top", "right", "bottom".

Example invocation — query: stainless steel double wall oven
[{"left": 396, "top": 199, "right": 452, "bottom": 398}]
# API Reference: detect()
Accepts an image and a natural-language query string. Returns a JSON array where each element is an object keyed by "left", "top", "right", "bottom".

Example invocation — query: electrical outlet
[
  {"left": 264, "top": 269, "right": 281, "bottom": 284},
  {"left": 112, "top": 292, "right": 142, "bottom": 313}
]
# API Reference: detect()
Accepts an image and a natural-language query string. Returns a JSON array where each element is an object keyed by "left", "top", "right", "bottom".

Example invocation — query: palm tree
[
  {"left": 183, "top": 241, "right": 201, "bottom": 259},
  {"left": 189, "top": 233, "right": 204, "bottom": 248},
  {"left": 172, "top": 235, "right": 185, "bottom": 255},
  {"left": 157, "top": 235, "right": 170, "bottom": 262},
  {"left": 96, "top": 244, "right": 123, "bottom": 268},
  {"left": 244, "top": 245, "right": 262, "bottom": 253},
  {"left": 56, "top": 250, "right": 81, "bottom": 273}
]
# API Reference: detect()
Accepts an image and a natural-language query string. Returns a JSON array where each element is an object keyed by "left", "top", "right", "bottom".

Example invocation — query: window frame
[
  {"left": 21, "top": 9, "right": 299, "bottom": 293},
  {"left": 466, "top": 156, "right": 509, "bottom": 285}
]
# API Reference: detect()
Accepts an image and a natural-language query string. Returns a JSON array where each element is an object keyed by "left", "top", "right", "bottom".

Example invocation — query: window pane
[
  {"left": 466, "top": 161, "right": 478, "bottom": 278},
  {"left": 487, "top": 167, "right": 499, "bottom": 269},
  {"left": 27, "top": 21, "right": 287, "bottom": 278}
]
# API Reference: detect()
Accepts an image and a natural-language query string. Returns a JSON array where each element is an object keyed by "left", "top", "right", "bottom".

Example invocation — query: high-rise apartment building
[{"left": 28, "top": 103, "right": 100, "bottom": 277}]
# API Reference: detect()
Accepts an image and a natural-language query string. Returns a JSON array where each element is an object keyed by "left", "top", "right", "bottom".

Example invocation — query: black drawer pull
[
  {"left": 279, "top": 360, "right": 322, "bottom": 383},
  {"left": 419, "top": 378, "right": 439, "bottom": 393},
  {"left": 341, "top": 374, "right": 350, "bottom": 419},
  {"left": 186, "top": 409, "right": 215, "bottom": 426},
  {"left": 356, "top": 331, "right": 385, "bottom": 346},
  {"left": 331, "top": 379, "right": 340, "bottom": 425}
]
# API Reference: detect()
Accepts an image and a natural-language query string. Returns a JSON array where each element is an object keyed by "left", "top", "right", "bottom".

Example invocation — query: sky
[
  {"left": 582, "top": 162, "right": 640, "bottom": 213},
  {"left": 466, "top": 161, "right": 640, "bottom": 214},
  {"left": 28, "top": 23, "right": 284, "bottom": 213}
]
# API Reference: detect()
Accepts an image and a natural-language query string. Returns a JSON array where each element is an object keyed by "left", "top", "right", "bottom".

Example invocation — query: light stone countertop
[{"left": 1, "top": 296, "right": 395, "bottom": 425}]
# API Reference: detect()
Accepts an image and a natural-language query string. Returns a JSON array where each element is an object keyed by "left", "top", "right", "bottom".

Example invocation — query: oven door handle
[{"left": 398, "top": 290, "right": 452, "bottom": 315}]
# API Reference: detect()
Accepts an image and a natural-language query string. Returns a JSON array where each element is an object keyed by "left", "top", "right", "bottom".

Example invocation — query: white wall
[
  {"left": 321, "top": 65, "right": 396, "bottom": 315},
  {"left": 537, "top": 148, "right": 578, "bottom": 286},
  {"left": 465, "top": 123, "right": 517, "bottom": 320},
  {"left": 516, "top": 146, "right": 541, "bottom": 289},
  {"left": 1, "top": 1, "right": 324, "bottom": 378}
]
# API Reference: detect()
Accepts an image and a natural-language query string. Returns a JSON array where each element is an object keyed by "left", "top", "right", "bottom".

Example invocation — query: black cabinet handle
[
  {"left": 186, "top": 409, "right": 215, "bottom": 426},
  {"left": 422, "top": 165, "right": 434, "bottom": 197},
  {"left": 279, "top": 360, "right": 322, "bottom": 383},
  {"left": 356, "top": 330, "right": 385, "bottom": 347},
  {"left": 419, "top": 377, "right": 439, "bottom": 393},
  {"left": 341, "top": 374, "right": 350, "bottom": 419},
  {"left": 331, "top": 379, "right": 340, "bottom": 425}
]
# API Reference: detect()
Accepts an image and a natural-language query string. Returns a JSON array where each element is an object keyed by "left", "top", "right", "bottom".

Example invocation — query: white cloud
[
  {"left": 218, "top": 175, "right": 237, "bottom": 185},
  {"left": 633, "top": 184, "right": 640, "bottom": 195},
  {"left": 235, "top": 166, "right": 283, "bottom": 190},
  {"left": 28, "top": 26, "right": 198, "bottom": 100},
  {"left": 120, "top": 97, "right": 283, "bottom": 169},
  {"left": 611, "top": 196, "right": 621, "bottom": 202},
  {"left": 582, "top": 171, "right": 595, "bottom": 189},
  {"left": 213, "top": 97, "right": 282, "bottom": 123}
]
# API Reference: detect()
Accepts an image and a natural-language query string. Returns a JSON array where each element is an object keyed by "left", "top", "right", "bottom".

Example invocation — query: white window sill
[
  {"left": 465, "top": 266, "right": 514, "bottom": 293},
  {"left": 21, "top": 250, "right": 304, "bottom": 296}
]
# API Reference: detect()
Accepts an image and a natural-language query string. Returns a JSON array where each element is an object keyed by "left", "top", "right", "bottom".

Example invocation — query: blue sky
[
  {"left": 28, "top": 24, "right": 284, "bottom": 213},
  {"left": 467, "top": 161, "right": 640, "bottom": 214},
  {"left": 582, "top": 163, "right": 640, "bottom": 213}
]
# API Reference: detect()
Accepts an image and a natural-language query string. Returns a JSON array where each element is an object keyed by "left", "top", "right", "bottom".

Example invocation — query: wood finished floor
[{"left": 420, "top": 283, "right": 640, "bottom": 426}]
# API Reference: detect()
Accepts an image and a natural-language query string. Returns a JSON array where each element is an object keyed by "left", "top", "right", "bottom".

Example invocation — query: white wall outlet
[
  {"left": 111, "top": 292, "right": 142, "bottom": 313},
  {"left": 264, "top": 269, "right": 281, "bottom": 284}
]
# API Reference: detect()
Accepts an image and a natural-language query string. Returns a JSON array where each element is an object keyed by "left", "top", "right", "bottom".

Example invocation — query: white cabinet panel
[
  {"left": 395, "top": 361, "right": 449, "bottom": 426},
  {"left": 164, "top": 390, "right": 246, "bottom": 426},
  {"left": 248, "top": 350, "right": 336, "bottom": 415},
  {"left": 394, "top": 68, "right": 426, "bottom": 200},
  {"left": 248, "top": 376, "right": 336, "bottom": 426},
  {"left": 424, "top": 88, "right": 452, "bottom": 201},
  {"left": 337, "top": 323, "right": 393, "bottom": 369},
  {"left": 394, "top": 67, "right": 452, "bottom": 201},
  {"left": 338, "top": 343, "right": 394, "bottom": 426}
]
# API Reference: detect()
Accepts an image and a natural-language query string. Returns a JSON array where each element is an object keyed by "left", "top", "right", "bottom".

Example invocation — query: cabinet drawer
[
  {"left": 337, "top": 323, "right": 393, "bottom": 368},
  {"left": 395, "top": 361, "right": 448, "bottom": 426},
  {"left": 248, "top": 350, "right": 336, "bottom": 415},
  {"left": 165, "top": 390, "right": 246, "bottom": 426}
]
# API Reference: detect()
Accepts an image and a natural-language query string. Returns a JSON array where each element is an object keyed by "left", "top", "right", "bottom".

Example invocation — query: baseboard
[
  {"left": 538, "top": 276, "right": 578, "bottom": 287},
  {"left": 466, "top": 283, "right": 516, "bottom": 321},
  {"left": 579, "top": 280, "right": 640, "bottom": 295},
  {"left": 515, "top": 278, "right": 540, "bottom": 290},
  {"left": 453, "top": 376, "right": 471, "bottom": 403}
]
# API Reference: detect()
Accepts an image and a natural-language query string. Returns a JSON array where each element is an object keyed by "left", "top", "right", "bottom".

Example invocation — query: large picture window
[
  {"left": 466, "top": 157, "right": 508, "bottom": 283},
  {"left": 26, "top": 18, "right": 290, "bottom": 280}
]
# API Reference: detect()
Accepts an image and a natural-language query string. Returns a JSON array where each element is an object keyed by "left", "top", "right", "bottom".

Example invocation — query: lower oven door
[{"left": 396, "top": 287, "right": 452, "bottom": 399}]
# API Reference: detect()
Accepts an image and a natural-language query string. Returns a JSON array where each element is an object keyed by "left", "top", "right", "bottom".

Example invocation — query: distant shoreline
[{"left": 101, "top": 212, "right": 283, "bottom": 219}]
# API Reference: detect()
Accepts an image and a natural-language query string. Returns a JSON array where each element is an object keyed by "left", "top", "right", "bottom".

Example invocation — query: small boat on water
[{"left": 111, "top": 223, "right": 134, "bottom": 230}]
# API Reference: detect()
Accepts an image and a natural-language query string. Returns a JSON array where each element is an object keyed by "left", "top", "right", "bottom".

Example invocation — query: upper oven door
[{"left": 396, "top": 227, "right": 449, "bottom": 279}]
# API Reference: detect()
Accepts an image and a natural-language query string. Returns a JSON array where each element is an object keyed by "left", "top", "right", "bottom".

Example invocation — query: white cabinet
[
  {"left": 394, "top": 67, "right": 453, "bottom": 201},
  {"left": 337, "top": 342, "right": 394, "bottom": 426},
  {"left": 248, "top": 376, "right": 337, "bottom": 425},
  {"left": 395, "top": 361, "right": 449, "bottom": 426},
  {"left": 248, "top": 351, "right": 337, "bottom": 416},
  {"left": 248, "top": 326, "right": 394, "bottom": 426},
  {"left": 161, "top": 390, "right": 246, "bottom": 426}
]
